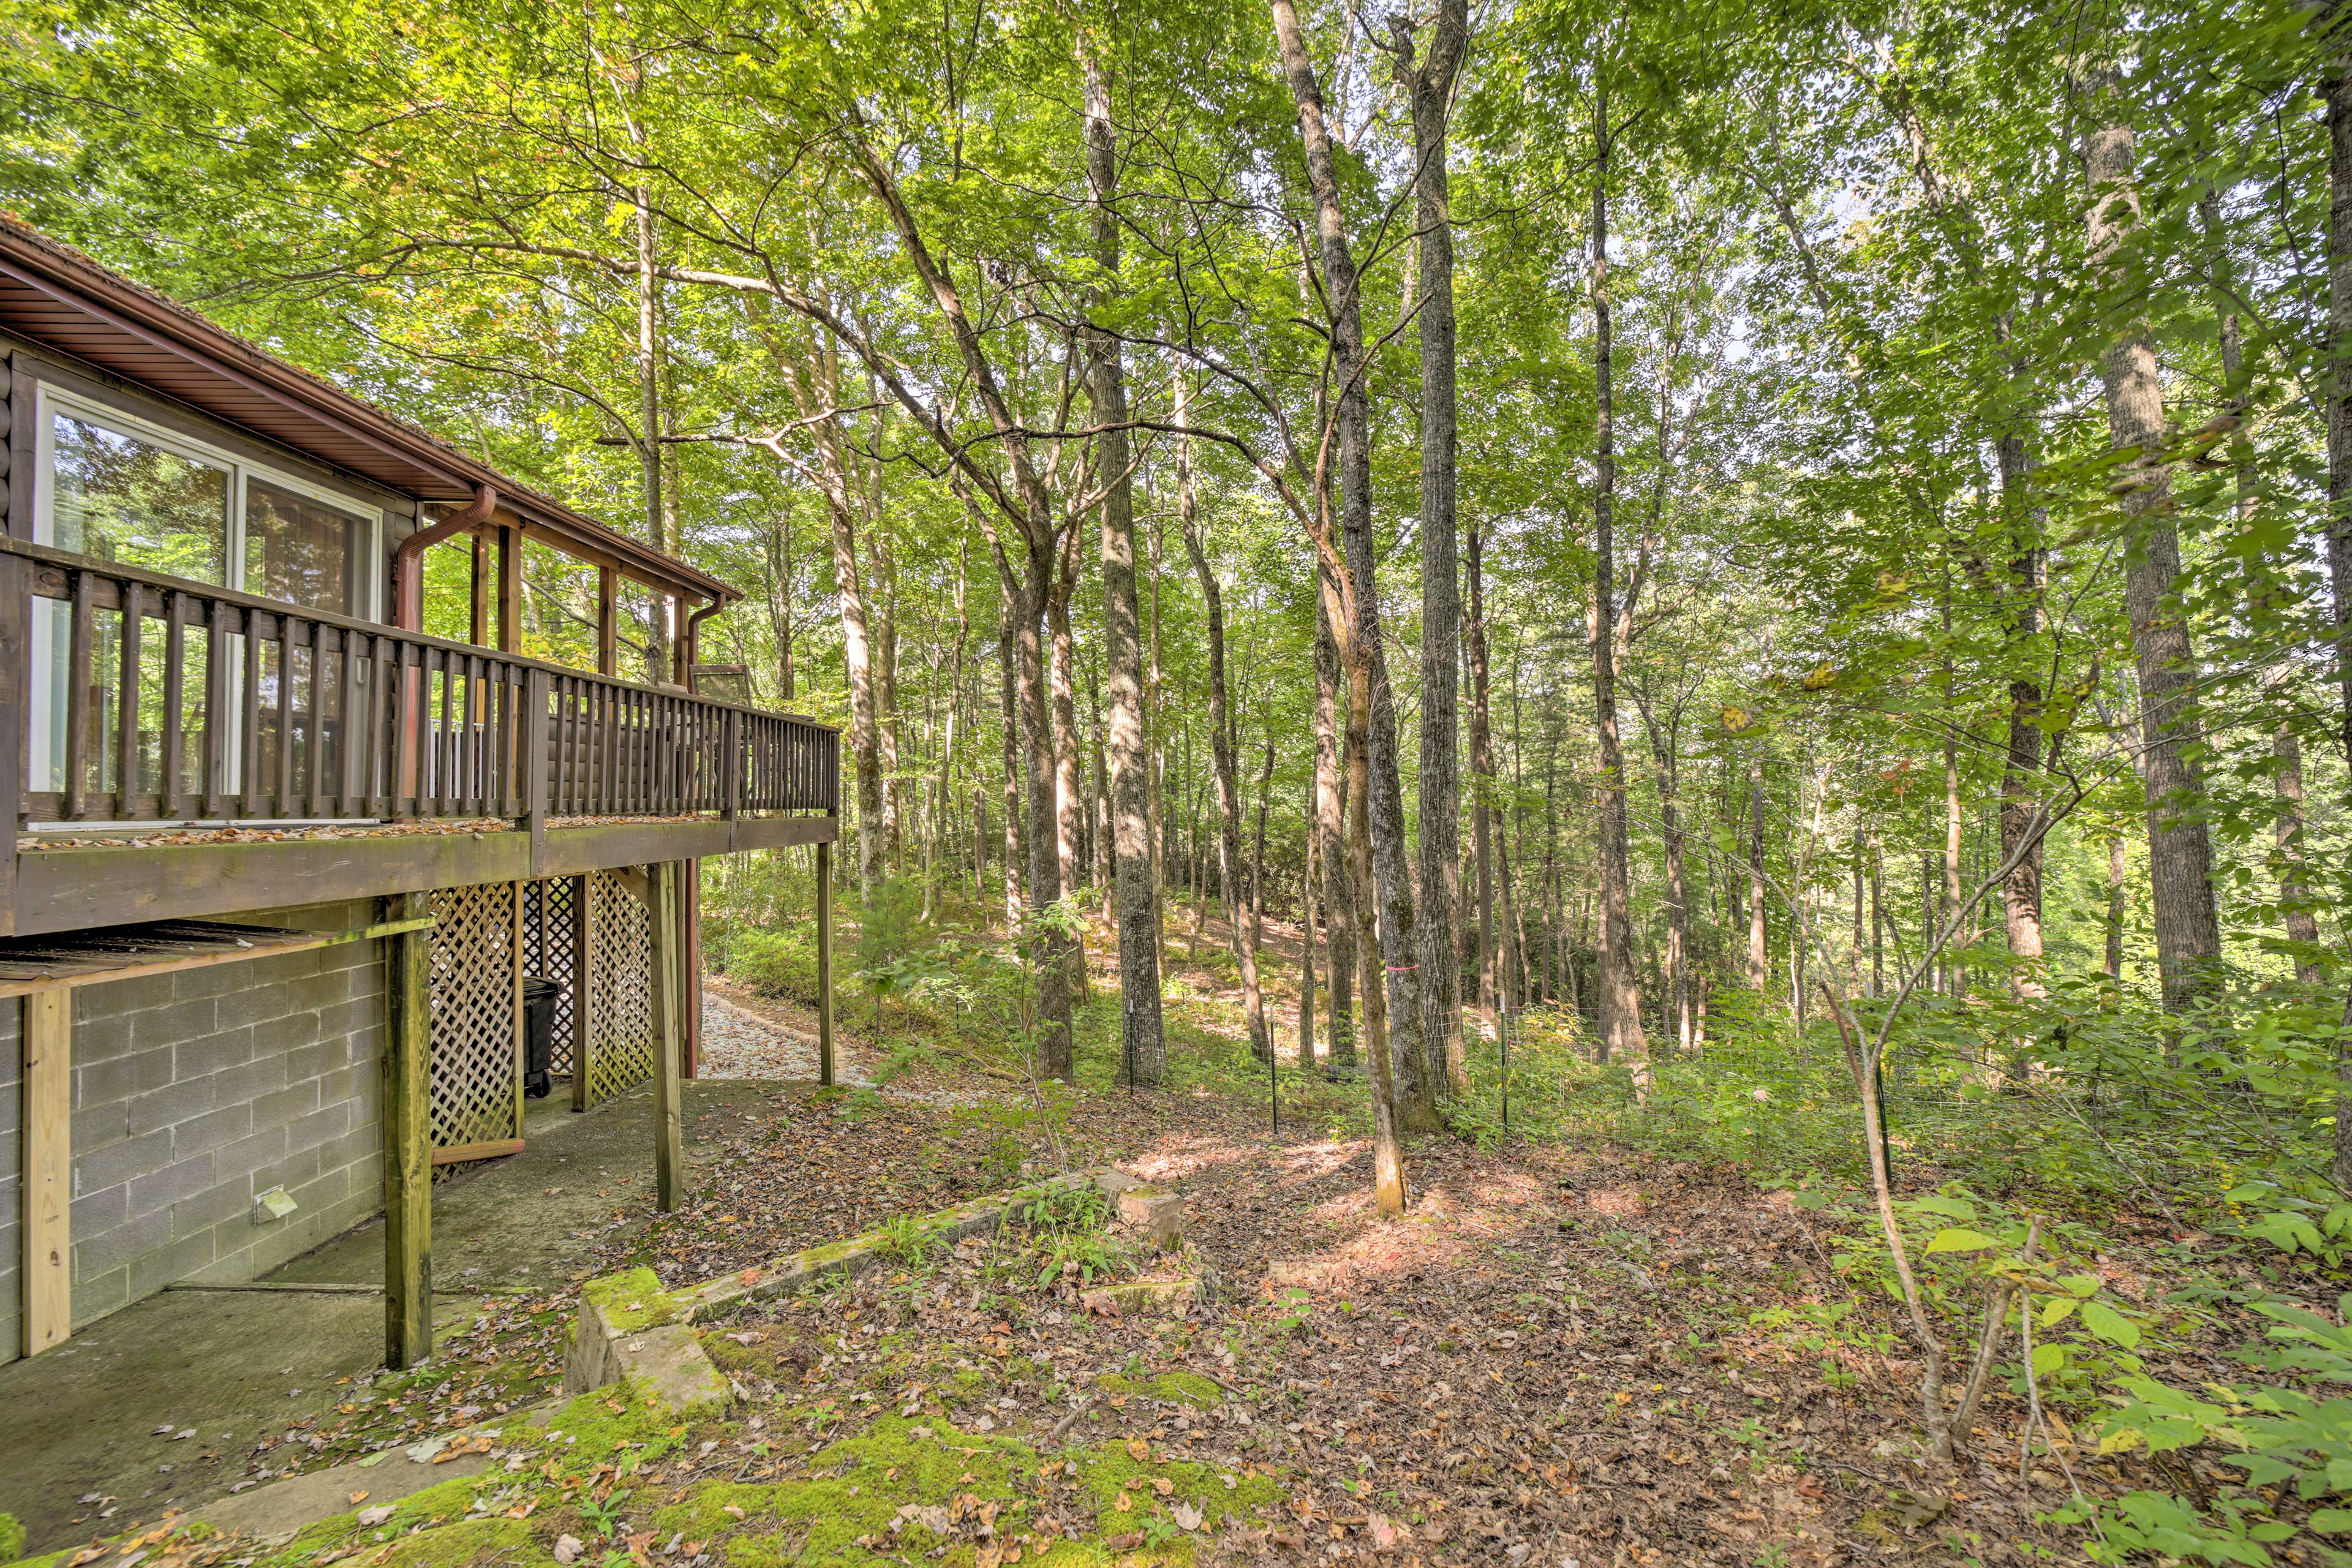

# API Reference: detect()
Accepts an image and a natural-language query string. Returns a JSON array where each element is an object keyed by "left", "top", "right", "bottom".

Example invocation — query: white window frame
[{"left": 28, "top": 380, "right": 387, "bottom": 827}]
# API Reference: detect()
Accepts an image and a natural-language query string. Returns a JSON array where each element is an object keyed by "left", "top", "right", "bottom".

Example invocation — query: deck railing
[{"left": 0, "top": 538, "right": 837, "bottom": 831}]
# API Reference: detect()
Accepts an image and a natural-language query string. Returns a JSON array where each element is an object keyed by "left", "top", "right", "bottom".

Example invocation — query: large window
[{"left": 29, "top": 383, "right": 386, "bottom": 815}]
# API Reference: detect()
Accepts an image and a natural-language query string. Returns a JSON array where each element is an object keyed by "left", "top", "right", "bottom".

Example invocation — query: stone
[
  {"left": 1116, "top": 1187, "right": 1185, "bottom": 1251},
  {"left": 563, "top": 1286, "right": 731, "bottom": 1416},
  {"left": 195, "top": 1446, "right": 489, "bottom": 1545},
  {"left": 1082, "top": 1278, "right": 1203, "bottom": 1317}
]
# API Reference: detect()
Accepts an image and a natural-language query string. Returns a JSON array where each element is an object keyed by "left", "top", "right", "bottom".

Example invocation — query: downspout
[
  {"left": 682, "top": 598, "right": 726, "bottom": 693},
  {"left": 393, "top": 483, "right": 497, "bottom": 631}
]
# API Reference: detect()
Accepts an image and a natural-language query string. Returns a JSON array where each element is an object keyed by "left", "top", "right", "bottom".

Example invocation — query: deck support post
[
  {"left": 815, "top": 840, "right": 834, "bottom": 1088},
  {"left": 22, "top": 988, "right": 70, "bottom": 1357},
  {"left": 383, "top": 890, "right": 432, "bottom": 1370},
  {"left": 649, "top": 861, "right": 684, "bottom": 1211}
]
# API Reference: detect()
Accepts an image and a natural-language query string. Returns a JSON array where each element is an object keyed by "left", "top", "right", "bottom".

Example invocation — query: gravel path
[{"left": 696, "top": 989, "right": 853, "bottom": 1081}]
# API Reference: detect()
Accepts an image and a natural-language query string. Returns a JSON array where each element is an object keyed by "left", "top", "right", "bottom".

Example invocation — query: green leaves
[{"left": 1923, "top": 1226, "right": 2000, "bottom": 1254}]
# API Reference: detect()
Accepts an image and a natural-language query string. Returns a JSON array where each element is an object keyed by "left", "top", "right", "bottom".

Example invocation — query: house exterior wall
[{"left": 1, "top": 900, "right": 386, "bottom": 1364}]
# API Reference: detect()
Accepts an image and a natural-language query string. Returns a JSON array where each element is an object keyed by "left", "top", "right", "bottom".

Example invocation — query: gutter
[{"left": 393, "top": 483, "right": 497, "bottom": 631}]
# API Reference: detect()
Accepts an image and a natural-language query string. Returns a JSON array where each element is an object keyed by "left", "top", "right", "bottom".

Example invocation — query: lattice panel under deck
[
  {"left": 583, "top": 869, "right": 654, "bottom": 1104},
  {"left": 428, "top": 880, "right": 521, "bottom": 1151},
  {"left": 522, "top": 876, "right": 579, "bottom": 1078}
]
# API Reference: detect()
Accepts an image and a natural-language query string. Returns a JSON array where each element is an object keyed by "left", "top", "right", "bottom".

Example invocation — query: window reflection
[
  {"left": 50, "top": 413, "right": 228, "bottom": 582},
  {"left": 246, "top": 478, "right": 366, "bottom": 616}
]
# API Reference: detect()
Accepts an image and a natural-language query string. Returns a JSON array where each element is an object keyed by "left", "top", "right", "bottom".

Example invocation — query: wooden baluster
[
  {"left": 161, "top": 590, "right": 186, "bottom": 818},
  {"left": 62, "top": 570, "right": 93, "bottom": 820},
  {"left": 274, "top": 617, "right": 297, "bottom": 816},
  {"left": 307, "top": 623, "right": 331, "bottom": 818},
  {"left": 202, "top": 598, "right": 227, "bottom": 819},
  {"left": 461, "top": 652, "right": 481, "bottom": 815},
  {"left": 239, "top": 608, "right": 263, "bottom": 817},
  {"left": 387, "top": 640, "right": 413, "bottom": 820},
  {"left": 339, "top": 626, "right": 364, "bottom": 818},
  {"left": 433, "top": 647, "right": 456, "bottom": 816},
  {"left": 115, "top": 581, "right": 144, "bottom": 818}
]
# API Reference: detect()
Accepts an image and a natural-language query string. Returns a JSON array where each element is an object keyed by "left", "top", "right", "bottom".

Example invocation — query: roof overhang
[{"left": 0, "top": 220, "right": 737, "bottom": 606}]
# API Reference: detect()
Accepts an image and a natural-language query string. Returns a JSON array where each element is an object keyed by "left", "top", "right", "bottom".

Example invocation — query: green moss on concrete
[
  {"left": 0, "top": 1515, "right": 24, "bottom": 1562},
  {"left": 376, "top": 1517, "right": 534, "bottom": 1568},
  {"left": 582, "top": 1267, "right": 682, "bottom": 1333}
]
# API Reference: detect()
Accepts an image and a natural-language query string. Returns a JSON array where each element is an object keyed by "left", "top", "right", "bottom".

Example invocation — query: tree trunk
[
  {"left": 1588, "top": 88, "right": 1648, "bottom": 1071},
  {"left": 997, "top": 570, "right": 1023, "bottom": 927},
  {"left": 1314, "top": 579, "right": 1357, "bottom": 1068},
  {"left": 1299, "top": 777, "right": 1319, "bottom": 1069},
  {"left": 1635, "top": 690, "right": 1690, "bottom": 1050},
  {"left": 1746, "top": 756, "right": 1768, "bottom": 990},
  {"left": 2087, "top": 71, "right": 2223, "bottom": 1012},
  {"left": 1395, "top": 0, "right": 1471, "bottom": 1103},
  {"left": 1085, "top": 49, "right": 1167, "bottom": 1084},
  {"left": 1467, "top": 523, "right": 1499, "bottom": 1035},
  {"left": 1182, "top": 446, "right": 1269, "bottom": 1061},
  {"left": 1272, "top": 0, "right": 1422, "bottom": 1167},
  {"left": 1995, "top": 428, "right": 2048, "bottom": 995}
]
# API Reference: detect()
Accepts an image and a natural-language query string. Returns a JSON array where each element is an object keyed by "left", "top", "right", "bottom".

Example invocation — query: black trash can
[{"left": 522, "top": 976, "right": 563, "bottom": 1099}]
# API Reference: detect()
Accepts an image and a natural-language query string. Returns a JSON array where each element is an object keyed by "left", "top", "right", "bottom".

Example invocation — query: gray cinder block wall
[{"left": 0, "top": 900, "right": 386, "bottom": 1364}]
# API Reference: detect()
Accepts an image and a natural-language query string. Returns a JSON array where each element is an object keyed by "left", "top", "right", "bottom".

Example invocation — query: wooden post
[
  {"left": 596, "top": 566, "right": 618, "bottom": 678},
  {"left": 0, "top": 552, "right": 28, "bottom": 935},
  {"left": 649, "top": 862, "right": 684, "bottom": 1210},
  {"left": 383, "top": 891, "right": 432, "bottom": 1369},
  {"left": 569, "top": 873, "right": 593, "bottom": 1112},
  {"left": 496, "top": 525, "right": 521, "bottom": 655},
  {"left": 815, "top": 840, "right": 835, "bottom": 1088},
  {"left": 468, "top": 531, "right": 490, "bottom": 648},
  {"left": 22, "top": 989, "right": 70, "bottom": 1357}
]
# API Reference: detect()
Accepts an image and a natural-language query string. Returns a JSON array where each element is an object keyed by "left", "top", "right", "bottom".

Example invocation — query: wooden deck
[{"left": 0, "top": 538, "right": 839, "bottom": 934}]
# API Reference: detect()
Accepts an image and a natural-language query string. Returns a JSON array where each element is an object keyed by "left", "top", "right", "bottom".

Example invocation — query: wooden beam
[
  {"left": 648, "top": 861, "right": 684, "bottom": 1212},
  {"left": 383, "top": 891, "right": 432, "bottom": 1370},
  {"left": 431, "top": 1137, "right": 524, "bottom": 1167},
  {"left": 496, "top": 525, "right": 522, "bottom": 655},
  {"left": 21, "top": 988, "right": 70, "bottom": 1357},
  {"left": 568, "top": 873, "right": 592, "bottom": 1113},
  {"left": 11, "top": 815, "right": 840, "bottom": 936},
  {"left": 596, "top": 566, "right": 617, "bottom": 678},
  {"left": 815, "top": 840, "right": 834, "bottom": 1089}
]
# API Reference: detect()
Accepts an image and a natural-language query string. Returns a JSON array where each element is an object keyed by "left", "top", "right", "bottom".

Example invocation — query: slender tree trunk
[
  {"left": 1272, "top": 0, "right": 1422, "bottom": 1169},
  {"left": 1314, "top": 580, "right": 1357, "bottom": 1068},
  {"left": 1635, "top": 691, "right": 1690, "bottom": 1050},
  {"left": 2105, "top": 832, "right": 2128, "bottom": 987},
  {"left": 631, "top": 164, "right": 671, "bottom": 687},
  {"left": 1396, "top": 0, "right": 1471, "bottom": 1102},
  {"left": 2087, "top": 70, "right": 2224, "bottom": 1013},
  {"left": 1746, "top": 756, "right": 1768, "bottom": 990},
  {"left": 1588, "top": 88, "right": 1648, "bottom": 1071},
  {"left": 1085, "top": 50, "right": 1167, "bottom": 1084},
  {"left": 1995, "top": 427, "right": 2048, "bottom": 995},
  {"left": 829, "top": 479, "right": 885, "bottom": 895},
  {"left": 1016, "top": 541, "right": 1076, "bottom": 1080},
  {"left": 1181, "top": 417, "right": 1269, "bottom": 1061},
  {"left": 1299, "top": 778, "right": 1319, "bottom": 1069},
  {"left": 997, "top": 570, "right": 1023, "bottom": 927},
  {"left": 1253, "top": 734, "right": 1276, "bottom": 1048},
  {"left": 1467, "top": 524, "right": 1499, "bottom": 1035}
]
